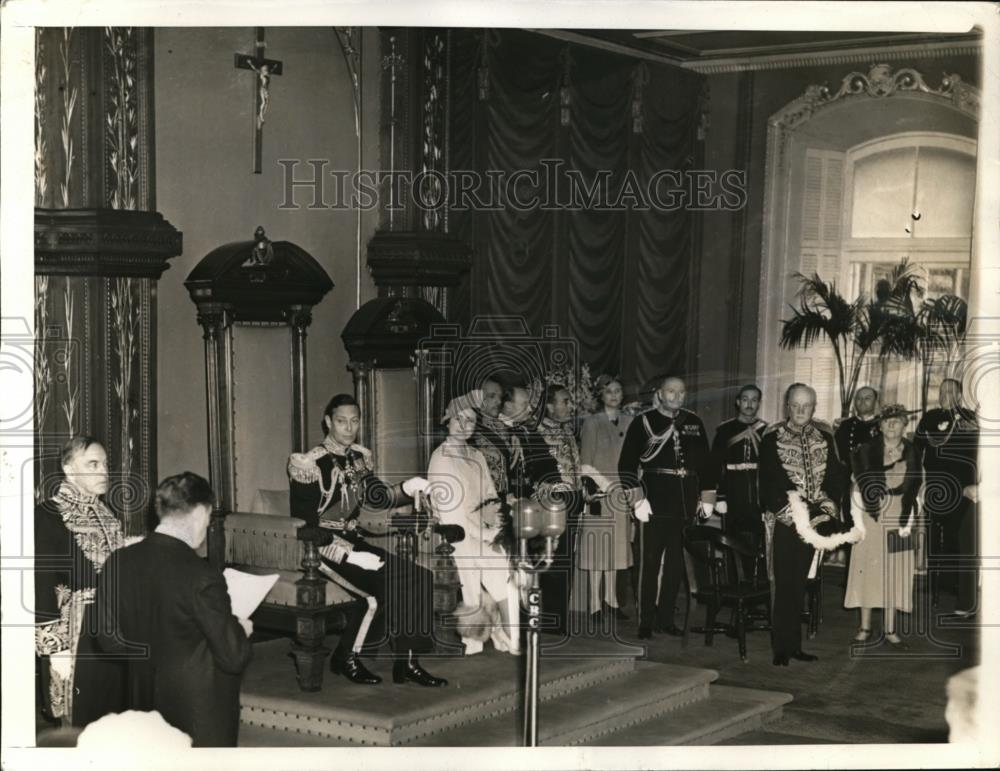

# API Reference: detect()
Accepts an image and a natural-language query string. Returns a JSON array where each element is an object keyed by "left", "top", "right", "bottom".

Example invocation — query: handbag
[{"left": 886, "top": 529, "right": 912, "bottom": 554}]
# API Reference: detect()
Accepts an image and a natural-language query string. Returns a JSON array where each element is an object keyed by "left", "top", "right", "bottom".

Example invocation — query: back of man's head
[{"left": 155, "top": 472, "right": 214, "bottom": 522}]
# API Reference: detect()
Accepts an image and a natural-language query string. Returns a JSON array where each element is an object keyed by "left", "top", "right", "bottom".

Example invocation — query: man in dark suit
[{"left": 93, "top": 472, "right": 253, "bottom": 746}]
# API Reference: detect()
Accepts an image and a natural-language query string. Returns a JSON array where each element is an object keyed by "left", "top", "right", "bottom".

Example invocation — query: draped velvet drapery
[{"left": 448, "top": 30, "right": 703, "bottom": 393}]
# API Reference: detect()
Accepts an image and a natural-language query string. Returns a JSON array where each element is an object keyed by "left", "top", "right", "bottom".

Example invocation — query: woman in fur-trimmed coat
[{"left": 844, "top": 405, "right": 921, "bottom": 646}]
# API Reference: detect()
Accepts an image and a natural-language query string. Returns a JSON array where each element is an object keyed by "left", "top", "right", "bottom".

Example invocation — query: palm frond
[{"left": 780, "top": 302, "right": 833, "bottom": 350}]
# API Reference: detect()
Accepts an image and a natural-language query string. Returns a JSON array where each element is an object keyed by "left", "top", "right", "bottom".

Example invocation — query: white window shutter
[{"left": 795, "top": 149, "right": 846, "bottom": 420}]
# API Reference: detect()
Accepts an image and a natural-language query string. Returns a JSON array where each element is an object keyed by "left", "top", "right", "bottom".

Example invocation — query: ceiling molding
[
  {"left": 680, "top": 39, "right": 983, "bottom": 74},
  {"left": 526, "top": 30, "right": 981, "bottom": 75},
  {"left": 526, "top": 29, "right": 686, "bottom": 67}
]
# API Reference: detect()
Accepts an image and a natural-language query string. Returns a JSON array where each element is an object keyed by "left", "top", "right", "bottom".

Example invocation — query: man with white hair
[
  {"left": 759, "top": 383, "right": 852, "bottom": 666},
  {"left": 618, "top": 375, "right": 716, "bottom": 639},
  {"left": 34, "top": 436, "right": 129, "bottom": 728}
]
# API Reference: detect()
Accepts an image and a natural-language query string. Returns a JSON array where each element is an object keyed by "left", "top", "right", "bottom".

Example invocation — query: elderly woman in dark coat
[{"left": 843, "top": 404, "right": 921, "bottom": 646}]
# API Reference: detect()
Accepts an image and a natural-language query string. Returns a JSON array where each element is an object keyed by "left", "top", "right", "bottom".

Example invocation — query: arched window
[{"left": 758, "top": 66, "right": 979, "bottom": 422}]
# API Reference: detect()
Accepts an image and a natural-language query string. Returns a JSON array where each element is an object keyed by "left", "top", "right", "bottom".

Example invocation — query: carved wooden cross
[{"left": 234, "top": 28, "right": 283, "bottom": 174}]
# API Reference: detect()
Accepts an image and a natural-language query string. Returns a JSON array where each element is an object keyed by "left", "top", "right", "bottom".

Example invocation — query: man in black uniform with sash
[
  {"left": 759, "top": 383, "right": 852, "bottom": 666},
  {"left": 619, "top": 376, "right": 716, "bottom": 639},
  {"left": 288, "top": 393, "right": 447, "bottom": 687},
  {"left": 915, "top": 378, "right": 979, "bottom": 617},
  {"left": 711, "top": 384, "right": 767, "bottom": 546},
  {"left": 834, "top": 386, "right": 881, "bottom": 529}
]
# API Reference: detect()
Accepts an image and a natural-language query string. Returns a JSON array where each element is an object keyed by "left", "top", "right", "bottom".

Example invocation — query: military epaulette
[
  {"left": 811, "top": 419, "right": 835, "bottom": 436},
  {"left": 762, "top": 423, "right": 781, "bottom": 436},
  {"left": 287, "top": 445, "right": 328, "bottom": 484},
  {"left": 349, "top": 444, "right": 374, "bottom": 471}
]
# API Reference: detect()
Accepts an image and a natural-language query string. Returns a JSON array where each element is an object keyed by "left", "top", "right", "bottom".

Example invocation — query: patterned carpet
[{"left": 603, "top": 566, "right": 979, "bottom": 744}]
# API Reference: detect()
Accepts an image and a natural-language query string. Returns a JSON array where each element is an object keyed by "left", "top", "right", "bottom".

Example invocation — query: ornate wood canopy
[{"left": 185, "top": 227, "right": 334, "bottom": 565}]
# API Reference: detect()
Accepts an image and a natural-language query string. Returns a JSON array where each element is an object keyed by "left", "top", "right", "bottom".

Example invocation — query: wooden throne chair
[
  {"left": 186, "top": 227, "right": 362, "bottom": 692},
  {"left": 185, "top": 229, "right": 465, "bottom": 691}
]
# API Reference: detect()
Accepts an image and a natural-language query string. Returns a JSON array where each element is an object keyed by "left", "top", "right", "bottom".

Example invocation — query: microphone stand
[{"left": 513, "top": 497, "right": 566, "bottom": 747}]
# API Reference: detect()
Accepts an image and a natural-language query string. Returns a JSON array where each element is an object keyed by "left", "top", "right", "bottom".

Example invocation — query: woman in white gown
[{"left": 427, "top": 395, "right": 520, "bottom": 655}]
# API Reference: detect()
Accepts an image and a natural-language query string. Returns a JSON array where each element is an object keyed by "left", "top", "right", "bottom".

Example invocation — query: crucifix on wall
[{"left": 234, "top": 27, "right": 283, "bottom": 174}]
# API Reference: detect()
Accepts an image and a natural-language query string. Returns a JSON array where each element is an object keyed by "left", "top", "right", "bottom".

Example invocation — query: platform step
[
  {"left": 411, "top": 661, "right": 718, "bottom": 747},
  {"left": 239, "top": 636, "right": 640, "bottom": 746},
  {"left": 578, "top": 684, "right": 792, "bottom": 746}
]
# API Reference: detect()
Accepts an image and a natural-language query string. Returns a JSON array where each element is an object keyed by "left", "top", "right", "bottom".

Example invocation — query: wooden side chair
[{"left": 682, "top": 524, "right": 771, "bottom": 662}]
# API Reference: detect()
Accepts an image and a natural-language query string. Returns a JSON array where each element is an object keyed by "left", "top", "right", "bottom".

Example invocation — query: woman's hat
[
  {"left": 879, "top": 403, "right": 912, "bottom": 422},
  {"left": 594, "top": 373, "right": 621, "bottom": 392},
  {"left": 442, "top": 390, "right": 482, "bottom": 424}
]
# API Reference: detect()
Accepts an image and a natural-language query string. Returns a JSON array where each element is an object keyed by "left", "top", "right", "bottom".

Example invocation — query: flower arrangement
[{"left": 528, "top": 361, "right": 599, "bottom": 418}]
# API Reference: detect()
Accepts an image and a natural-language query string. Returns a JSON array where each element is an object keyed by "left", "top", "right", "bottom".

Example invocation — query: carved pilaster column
[
  {"left": 412, "top": 348, "right": 434, "bottom": 470},
  {"left": 286, "top": 305, "right": 313, "bottom": 453},
  {"left": 197, "top": 304, "right": 234, "bottom": 569},
  {"left": 348, "top": 360, "right": 373, "bottom": 449}
]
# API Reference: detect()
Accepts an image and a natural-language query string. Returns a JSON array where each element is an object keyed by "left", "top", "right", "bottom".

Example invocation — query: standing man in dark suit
[{"left": 93, "top": 472, "right": 253, "bottom": 747}]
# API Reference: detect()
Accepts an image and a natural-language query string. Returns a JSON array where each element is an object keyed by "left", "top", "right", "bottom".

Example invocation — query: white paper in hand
[{"left": 222, "top": 568, "right": 279, "bottom": 619}]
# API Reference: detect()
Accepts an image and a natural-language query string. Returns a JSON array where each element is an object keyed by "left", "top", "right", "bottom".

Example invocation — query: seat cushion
[{"left": 225, "top": 512, "right": 305, "bottom": 571}]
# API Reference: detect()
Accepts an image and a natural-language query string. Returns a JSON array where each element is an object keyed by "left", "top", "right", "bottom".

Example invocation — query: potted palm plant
[
  {"left": 915, "top": 294, "right": 968, "bottom": 411},
  {"left": 778, "top": 259, "right": 924, "bottom": 418}
]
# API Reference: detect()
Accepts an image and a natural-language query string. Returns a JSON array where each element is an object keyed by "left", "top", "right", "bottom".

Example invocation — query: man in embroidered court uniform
[
  {"left": 34, "top": 436, "right": 130, "bottom": 728},
  {"left": 287, "top": 393, "right": 447, "bottom": 687},
  {"left": 759, "top": 383, "right": 856, "bottom": 666},
  {"left": 470, "top": 375, "right": 516, "bottom": 500},
  {"left": 618, "top": 376, "right": 717, "bottom": 639},
  {"left": 536, "top": 383, "right": 586, "bottom": 636},
  {"left": 500, "top": 382, "right": 562, "bottom": 501}
]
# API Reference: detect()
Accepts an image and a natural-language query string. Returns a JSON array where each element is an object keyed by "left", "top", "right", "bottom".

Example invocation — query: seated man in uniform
[{"left": 287, "top": 393, "right": 447, "bottom": 687}]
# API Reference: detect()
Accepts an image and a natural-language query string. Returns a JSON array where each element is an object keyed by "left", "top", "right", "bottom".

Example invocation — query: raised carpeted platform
[{"left": 238, "top": 635, "right": 791, "bottom": 747}]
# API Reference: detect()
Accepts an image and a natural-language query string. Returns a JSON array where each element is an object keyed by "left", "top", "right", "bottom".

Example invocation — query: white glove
[
  {"left": 237, "top": 617, "right": 254, "bottom": 638},
  {"left": 898, "top": 525, "right": 912, "bottom": 539},
  {"left": 633, "top": 499, "right": 652, "bottom": 523},
  {"left": 962, "top": 485, "right": 978, "bottom": 503},
  {"left": 699, "top": 502, "right": 715, "bottom": 519},
  {"left": 346, "top": 550, "right": 385, "bottom": 571},
  {"left": 714, "top": 500, "right": 728, "bottom": 515},
  {"left": 402, "top": 477, "right": 430, "bottom": 497}
]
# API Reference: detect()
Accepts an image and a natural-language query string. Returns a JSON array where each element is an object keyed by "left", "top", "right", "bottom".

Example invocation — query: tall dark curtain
[
  {"left": 448, "top": 29, "right": 702, "bottom": 391},
  {"left": 565, "top": 46, "right": 630, "bottom": 377}
]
